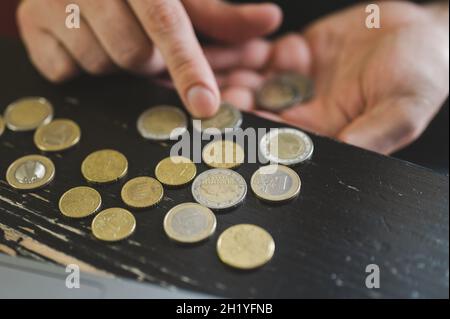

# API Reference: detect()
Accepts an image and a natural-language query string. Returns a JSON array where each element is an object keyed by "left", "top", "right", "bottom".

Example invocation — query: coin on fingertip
[
  {"left": 4, "top": 97, "right": 54, "bottom": 131},
  {"left": 59, "top": 186, "right": 102, "bottom": 218},
  {"left": 34, "top": 119, "right": 81, "bottom": 152},
  {"left": 256, "top": 77, "right": 301, "bottom": 112},
  {"left": 6, "top": 155, "right": 55, "bottom": 190},
  {"left": 121, "top": 176, "right": 164, "bottom": 209},
  {"left": 137, "top": 105, "right": 187, "bottom": 141},
  {"left": 92, "top": 208, "right": 136, "bottom": 242},
  {"left": 164, "top": 202, "right": 216, "bottom": 244}
]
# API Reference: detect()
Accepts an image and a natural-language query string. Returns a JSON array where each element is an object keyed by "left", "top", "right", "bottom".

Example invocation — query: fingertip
[
  {"left": 239, "top": 3, "right": 283, "bottom": 36},
  {"left": 187, "top": 85, "right": 220, "bottom": 118}
]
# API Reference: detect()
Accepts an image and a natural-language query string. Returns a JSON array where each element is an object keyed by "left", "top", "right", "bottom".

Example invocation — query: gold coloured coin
[
  {"left": 4, "top": 97, "right": 54, "bottom": 131},
  {"left": 6, "top": 155, "right": 55, "bottom": 190},
  {"left": 193, "top": 102, "right": 242, "bottom": 134},
  {"left": 92, "top": 208, "right": 136, "bottom": 242},
  {"left": 137, "top": 105, "right": 188, "bottom": 140},
  {"left": 34, "top": 119, "right": 81, "bottom": 152},
  {"left": 59, "top": 186, "right": 102, "bottom": 218},
  {"left": 202, "top": 140, "right": 245, "bottom": 169},
  {"left": 81, "top": 149, "right": 128, "bottom": 184},
  {"left": 217, "top": 224, "right": 275, "bottom": 270},
  {"left": 251, "top": 165, "right": 301, "bottom": 202},
  {"left": 155, "top": 156, "right": 197, "bottom": 187},
  {"left": 0, "top": 115, "right": 5, "bottom": 137},
  {"left": 121, "top": 176, "right": 164, "bottom": 209},
  {"left": 164, "top": 203, "right": 216, "bottom": 243}
]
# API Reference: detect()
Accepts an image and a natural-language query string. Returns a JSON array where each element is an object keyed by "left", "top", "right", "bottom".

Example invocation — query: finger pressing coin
[
  {"left": 121, "top": 176, "right": 163, "bottom": 209},
  {"left": 81, "top": 149, "right": 128, "bottom": 184},
  {"left": 193, "top": 102, "right": 242, "bottom": 135},
  {"left": 4, "top": 97, "right": 53, "bottom": 131},
  {"left": 217, "top": 224, "right": 275, "bottom": 270},
  {"left": 59, "top": 186, "right": 102, "bottom": 218},
  {"left": 92, "top": 208, "right": 136, "bottom": 242},
  {"left": 34, "top": 119, "right": 81, "bottom": 152},
  {"left": 164, "top": 203, "right": 216, "bottom": 244}
]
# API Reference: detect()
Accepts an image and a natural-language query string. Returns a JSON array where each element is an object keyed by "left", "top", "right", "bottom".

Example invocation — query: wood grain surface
[{"left": 0, "top": 39, "right": 448, "bottom": 298}]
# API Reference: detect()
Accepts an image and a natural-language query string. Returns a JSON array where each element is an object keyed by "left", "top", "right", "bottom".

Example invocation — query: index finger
[{"left": 128, "top": 0, "right": 220, "bottom": 118}]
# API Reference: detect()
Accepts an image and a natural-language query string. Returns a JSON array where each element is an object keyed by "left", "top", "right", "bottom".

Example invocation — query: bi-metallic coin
[
  {"left": 192, "top": 102, "right": 242, "bottom": 135},
  {"left": 6, "top": 155, "right": 55, "bottom": 190},
  {"left": 251, "top": 165, "right": 301, "bottom": 202},
  {"left": 137, "top": 105, "right": 187, "bottom": 141}
]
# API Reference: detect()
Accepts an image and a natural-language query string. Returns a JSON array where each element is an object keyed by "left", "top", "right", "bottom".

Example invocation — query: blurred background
[{"left": 0, "top": 0, "right": 448, "bottom": 174}]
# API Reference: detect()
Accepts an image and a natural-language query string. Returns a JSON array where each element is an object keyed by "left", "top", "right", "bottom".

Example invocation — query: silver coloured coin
[
  {"left": 192, "top": 168, "right": 247, "bottom": 210},
  {"left": 251, "top": 165, "right": 301, "bottom": 202},
  {"left": 260, "top": 128, "right": 314, "bottom": 165},
  {"left": 137, "top": 105, "right": 188, "bottom": 141},
  {"left": 192, "top": 102, "right": 242, "bottom": 135},
  {"left": 164, "top": 202, "right": 217, "bottom": 243}
]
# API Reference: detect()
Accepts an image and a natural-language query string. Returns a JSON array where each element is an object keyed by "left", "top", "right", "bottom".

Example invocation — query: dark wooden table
[{"left": 0, "top": 38, "right": 448, "bottom": 298}]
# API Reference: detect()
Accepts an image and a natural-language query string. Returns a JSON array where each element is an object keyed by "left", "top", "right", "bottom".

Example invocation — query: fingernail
[{"left": 187, "top": 85, "right": 219, "bottom": 118}]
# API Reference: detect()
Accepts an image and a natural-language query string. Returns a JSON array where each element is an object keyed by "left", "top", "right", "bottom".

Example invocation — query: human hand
[
  {"left": 218, "top": 2, "right": 449, "bottom": 154},
  {"left": 16, "top": 0, "right": 282, "bottom": 117}
]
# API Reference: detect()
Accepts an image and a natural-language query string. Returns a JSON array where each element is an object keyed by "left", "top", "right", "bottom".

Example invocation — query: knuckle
[{"left": 146, "top": 0, "right": 181, "bottom": 34}]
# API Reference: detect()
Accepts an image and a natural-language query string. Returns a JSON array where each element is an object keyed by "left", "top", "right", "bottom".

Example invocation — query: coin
[
  {"left": 191, "top": 168, "right": 247, "bottom": 210},
  {"left": 0, "top": 115, "right": 5, "bottom": 137},
  {"left": 121, "top": 176, "right": 163, "bottom": 209},
  {"left": 193, "top": 102, "right": 242, "bottom": 134},
  {"left": 81, "top": 149, "right": 128, "bottom": 184},
  {"left": 34, "top": 119, "right": 81, "bottom": 152},
  {"left": 256, "top": 77, "right": 301, "bottom": 112},
  {"left": 260, "top": 128, "right": 314, "bottom": 165},
  {"left": 59, "top": 186, "right": 102, "bottom": 218},
  {"left": 6, "top": 155, "right": 55, "bottom": 190},
  {"left": 251, "top": 165, "right": 301, "bottom": 202},
  {"left": 163, "top": 202, "right": 216, "bottom": 243},
  {"left": 281, "top": 73, "right": 314, "bottom": 102},
  {"left": 137, "top": 105, "right": 187, "bottom": 141},
  {"left": 91, "top": 208, "right": 136, "bottom": 242},
  {"left": 217, "top": 224, "right": 275, "bottom": 270},
  {"left": 155, "top": 156, "right": 197, "bottom": 187},
  {"left": 202, "top": 140, "right": 245, "bottom": 169},
  {"left": 4, "top": 97, "right": 54, "bottom": 131}
]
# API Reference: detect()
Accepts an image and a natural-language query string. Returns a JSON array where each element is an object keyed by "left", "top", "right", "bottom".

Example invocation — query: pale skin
[{"left": 17, "top": 1, "right": 449, "bottom": 154}]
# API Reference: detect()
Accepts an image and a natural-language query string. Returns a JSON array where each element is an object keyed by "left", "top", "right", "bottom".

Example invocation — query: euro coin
[
  {"left": 260, "top": 128, "right": 314, "bottom": 165},
  {"left": 0, "top": 115, "right": 4, "bottom": 137},
  {"left": 34, "top": 119, "right": 81, "bottom": 152},
  {"left": 193, "top": 102, "right": 242, "bottom": 134},
  {"left": 202, "top": 140, "right": 245, "bottom": 169},
  {"left": 251, "top": 165, "right": 301, "bottom": 202},
  {"left": 281, "top": 73, "right": 314, "bottom": 103},
  {"left": 4, "top": 97, "right": 53, "bottom": 131},
  {"left": 155, "top": 156, "right": 196, "bottom": 187},
  {"left": 91, "top": 208, "right": 136, "bottom": 242},
  {"left": 256, "top": 77, "right": 301, "bottom": 112},
  {"left": 217, "top": 224, "right": 275, "bottom": 270},
  {"left": 59, "top": 186, "right": 102, "bottom": 218},
  {"left": 164, "top": 202, "right": 216, "bottom": 243},
  {"left": 137, "top": 105, "right": 187, "bottom": 141},
  {"left": 81, "top": 149, "right": 128, "bottom": 184},
  {"left": 121, "top": 176, "right": 163, "bottom": 209},
  {"left": 6, "top": 155, "right": 55, "bottom": 190},
  {"left": 192, "top": 168, "right": 247, "bottom": 210}
]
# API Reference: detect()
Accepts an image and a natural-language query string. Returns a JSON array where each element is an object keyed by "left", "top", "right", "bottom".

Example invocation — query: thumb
[{"left": 337, "top": 96, "right": 430, "bottom": 155}]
